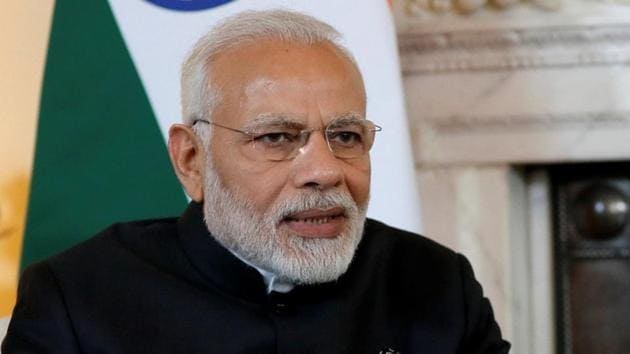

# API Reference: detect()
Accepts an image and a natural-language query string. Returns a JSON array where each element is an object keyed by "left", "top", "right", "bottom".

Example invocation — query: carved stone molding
[
  {"left": 401, "top": 0, "right": 630, "bottom": 17},
  {"left": 400, "top": 24, "right": 630, "bottom": 52},
  {"left": 400, "top": 24, "right": 630, "bottom": 74},
  {"left": 403, "top": 0, "right": 561, "bottom": 15},
  {"left": 430, "top": 111, "right": 630, "bottom": 134}
]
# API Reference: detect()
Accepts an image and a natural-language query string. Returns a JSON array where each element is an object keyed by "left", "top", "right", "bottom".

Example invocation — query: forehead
[
  {"left": 208, "top": 39, "right": 366, "bottom": 125},
  {"left": 210, "top": 38, "right": 363, "bottom": 85}
]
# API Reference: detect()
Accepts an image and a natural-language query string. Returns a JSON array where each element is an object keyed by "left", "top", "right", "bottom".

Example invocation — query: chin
[{"left": 271, "top": 227, "right": 363, "bottom": 285}]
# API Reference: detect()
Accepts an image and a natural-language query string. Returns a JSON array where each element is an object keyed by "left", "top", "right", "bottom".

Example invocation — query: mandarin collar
[
  {"left": 176, "top": 202, "right": 368, "bottom": 305},
  {"left": 177, "top": 202, "right": 269, "bottom": 304}
]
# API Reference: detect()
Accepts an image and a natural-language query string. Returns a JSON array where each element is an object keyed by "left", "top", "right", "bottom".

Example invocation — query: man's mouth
[{"left": 281, "top": 207, "right": 346, "bottom": 238}]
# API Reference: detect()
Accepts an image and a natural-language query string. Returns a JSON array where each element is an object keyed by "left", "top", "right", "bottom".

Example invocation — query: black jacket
[{"left": 2, "top": 202, "right": 510, "bottom": 353}]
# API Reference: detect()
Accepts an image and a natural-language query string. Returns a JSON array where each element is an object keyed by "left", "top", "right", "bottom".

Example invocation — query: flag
[
  {"left": 0, "top": 0, "right": 421, "bottom": 316},
  {"left": 0, "top": 0, "right": 56, "bottom": 317}
]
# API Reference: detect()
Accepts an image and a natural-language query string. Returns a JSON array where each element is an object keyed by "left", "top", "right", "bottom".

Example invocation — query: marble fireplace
[{"left": 395, "top": 1, "right": 630, "bottom": 353}]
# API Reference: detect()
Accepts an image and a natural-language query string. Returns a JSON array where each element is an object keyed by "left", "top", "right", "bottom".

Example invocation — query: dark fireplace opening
[{"left": 550, "top": 162, "right": 630, "bottom": 354}]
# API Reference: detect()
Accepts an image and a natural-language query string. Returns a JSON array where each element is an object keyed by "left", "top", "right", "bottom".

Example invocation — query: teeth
[{"left": 295, "top": 216, "right": 335, "bottom": 224}]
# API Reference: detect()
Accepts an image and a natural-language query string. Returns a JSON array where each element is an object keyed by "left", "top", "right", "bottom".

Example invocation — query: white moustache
[{"left": 273, "top": 191, "right": 358, "bottom": 222}]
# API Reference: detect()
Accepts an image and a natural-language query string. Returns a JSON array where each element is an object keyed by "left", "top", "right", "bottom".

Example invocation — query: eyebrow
[
  {"left": 330, "top": 112, "right": 366, "bottom": 124},
  {"left": 243, "top": 112, "right": 366, "bottom": 131},
  {"left": 244, "top": 114, "right": 305, "bottom": 131}
]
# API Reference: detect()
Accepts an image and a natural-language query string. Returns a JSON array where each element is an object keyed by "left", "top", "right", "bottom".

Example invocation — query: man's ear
[{"left": 168, "top": 124, "right": 205, "bottom": 202}]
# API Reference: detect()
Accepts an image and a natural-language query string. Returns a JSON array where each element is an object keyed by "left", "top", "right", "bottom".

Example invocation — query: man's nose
[{"left": 291, "top": 132, "right": 344, "bottom": 190}]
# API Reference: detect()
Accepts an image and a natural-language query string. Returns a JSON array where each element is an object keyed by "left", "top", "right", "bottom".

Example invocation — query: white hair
[{"left": 181, "top": 9, "right": 359, "bottom": 134}]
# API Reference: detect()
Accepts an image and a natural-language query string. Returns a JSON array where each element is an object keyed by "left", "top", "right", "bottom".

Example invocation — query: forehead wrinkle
[{"left": 244, "top": 78, "right": 276, "bottom": 97}]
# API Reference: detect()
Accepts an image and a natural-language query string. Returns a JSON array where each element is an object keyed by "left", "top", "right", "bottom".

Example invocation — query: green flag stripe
[{"left": 22, "top": 1, "right": 187, "bottom": 269}]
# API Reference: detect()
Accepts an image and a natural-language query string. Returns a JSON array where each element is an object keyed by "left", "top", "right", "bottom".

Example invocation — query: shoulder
[
  {"left": 360, "top": 219, "right": 510, "bottom": 353},
  {"left": 55, "top": 216, "right": 177, "bottom": 260},
  {"left": 350, "top": 219, "right": 467, "bottom": 295},
  {"left": 26, "top": 216, "right": 181, "bottom": 287},
  {"left": 362, "top": 218, "right": 460, "bottom": 269},
  {"left": 356, "top": 219, "right": 474, "bottom": 308},
  {"left": 5, "top": 217, "right": 181, "bottom": 353}
]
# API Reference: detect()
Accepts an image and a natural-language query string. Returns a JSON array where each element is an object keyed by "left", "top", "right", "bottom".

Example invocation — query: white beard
[{"left": 201, "top": 156, "right": 367, "bottom": 285}]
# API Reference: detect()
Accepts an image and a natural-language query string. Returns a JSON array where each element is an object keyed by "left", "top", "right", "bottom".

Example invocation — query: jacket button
[{"left": 273, "top": 302, "right": 289, "bottom": 315}]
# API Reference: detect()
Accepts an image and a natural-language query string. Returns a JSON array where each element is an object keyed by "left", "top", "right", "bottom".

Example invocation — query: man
[{"left": 2, "top": 10, "right": 510, "bottom": 354}]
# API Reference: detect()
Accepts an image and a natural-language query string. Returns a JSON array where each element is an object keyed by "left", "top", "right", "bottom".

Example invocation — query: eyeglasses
[{"left": 192, "top": 117, "right": 382, "bottom": 162}]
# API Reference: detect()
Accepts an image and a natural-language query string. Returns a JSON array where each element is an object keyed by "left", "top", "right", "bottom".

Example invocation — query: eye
[
  {"left": 328, "top": 131, "right": 363, "bottom": 146},
  {"left": 252, "top": 131, "right": 298, "bottom": 147}
]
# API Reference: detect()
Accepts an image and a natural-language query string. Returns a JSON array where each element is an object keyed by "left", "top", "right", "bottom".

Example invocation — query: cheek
[
  {"left": 344, "top": 161, "right": 371, "bottom": 208},
  {"left": 210, "top": 134, "right": 292, "bottom": 211},
  {"left": 242, "top": 171, "right": 288, "bottom": 208},
  {"left": 213, "top": 156, "right": 289, "bottom": 210}
]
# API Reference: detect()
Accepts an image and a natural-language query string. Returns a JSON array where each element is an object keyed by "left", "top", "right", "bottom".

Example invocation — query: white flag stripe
[
  {"left": 0, "top": 315, "right": 9, "bottom": 345},
  {"left": 108, "top": 0, "right": 422, "bottom": 233}
]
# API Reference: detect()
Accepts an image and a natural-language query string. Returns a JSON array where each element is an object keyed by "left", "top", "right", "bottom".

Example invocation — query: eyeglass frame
[{"left": 191, "top": 117, "right": 382, "bottom": 161}]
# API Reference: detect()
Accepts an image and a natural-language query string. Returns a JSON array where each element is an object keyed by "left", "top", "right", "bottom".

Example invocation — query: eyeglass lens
[{"left": 246, "top": 119, "right": 377, "bottom": 161}]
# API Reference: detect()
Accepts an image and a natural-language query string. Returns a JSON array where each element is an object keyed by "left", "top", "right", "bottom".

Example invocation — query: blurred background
[{"left": 2, "top": 1, "right": 630, "bottom": 353}]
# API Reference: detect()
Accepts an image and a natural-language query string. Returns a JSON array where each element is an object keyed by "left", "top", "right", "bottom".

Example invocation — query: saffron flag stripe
[{"left": 0, "top": 0, "right": 55, "bottom": 316}]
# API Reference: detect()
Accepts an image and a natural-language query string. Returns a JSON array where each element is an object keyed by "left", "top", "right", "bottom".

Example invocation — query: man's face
[{"left": 200, "top": 39, "right": 370, "bottom": 284}]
